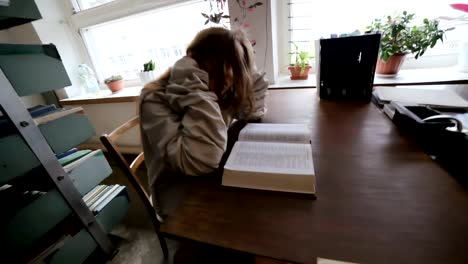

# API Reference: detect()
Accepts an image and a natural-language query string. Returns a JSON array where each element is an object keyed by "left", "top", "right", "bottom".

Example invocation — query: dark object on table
[
  {"left": 174, "top": 242, "right": 254, "bottom": 264},
  {"left": 384, "top": 101, "right": 468, "bottom": 181},
  {"left": 316, "top": 34, "right": 381, "bottom": 101}
]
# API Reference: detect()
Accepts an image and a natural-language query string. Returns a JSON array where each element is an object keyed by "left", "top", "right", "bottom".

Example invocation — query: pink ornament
[{"left": 451, "top": 3, "right": 468, "bottom": 12}]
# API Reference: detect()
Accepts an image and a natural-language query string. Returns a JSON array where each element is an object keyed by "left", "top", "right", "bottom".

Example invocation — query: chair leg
[{"left": 157, "top": 231, "right": 169, "bottom": 259}]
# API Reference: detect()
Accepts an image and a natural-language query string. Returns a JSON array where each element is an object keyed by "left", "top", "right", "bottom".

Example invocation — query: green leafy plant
[
  {"left": 201, "top": 12, "right": 230, "bottom": 24},
  {"left": 104, "top": 75, "right": 123, "bottom": 84},
  {"left": 289, "top": 43, "right": 314, "bottom": 73},
  {"left": 368, "top": 11, "right": 447, "bottom": 62},
  {"left": 143, "top": 60, "right": 156, "bottom": 72},
  {"left": 202, "top": 0, "right": 229, "bottom": 24}
]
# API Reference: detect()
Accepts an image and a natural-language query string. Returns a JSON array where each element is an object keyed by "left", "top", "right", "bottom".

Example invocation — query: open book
[{"left": 222, "top": 123, "right": 316, "bottom": 195}]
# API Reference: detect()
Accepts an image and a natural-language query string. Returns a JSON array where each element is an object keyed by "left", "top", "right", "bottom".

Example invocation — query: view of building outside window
[{"left": 81, "top": 0, "right": 229, "bottom": 82}]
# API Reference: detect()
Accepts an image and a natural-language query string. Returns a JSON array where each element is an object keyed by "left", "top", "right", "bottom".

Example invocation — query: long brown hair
[
  {"left": 186, "top": 27, "right": 256, "bottom": 116},
  {"left": 142, "top": 28, "right": 256, "bottom": 117}
]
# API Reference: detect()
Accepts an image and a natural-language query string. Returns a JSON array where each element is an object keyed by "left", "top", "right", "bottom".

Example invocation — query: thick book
[{"left": 222, "top": 123, "right": 316, "bottom": 195}]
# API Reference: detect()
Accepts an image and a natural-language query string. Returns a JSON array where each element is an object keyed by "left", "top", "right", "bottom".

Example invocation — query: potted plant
[
  {"left": 104, "top": 75, "right": 124, "bottom": 93},
  {"left": 368, "top": 11, "right": 447, "bottom": 75},
  {"left": 288, "top": 43, "right": 314, "bottom": 80},
  {"left": 138, "top": 60, "right": 157, "bottom": 85}
]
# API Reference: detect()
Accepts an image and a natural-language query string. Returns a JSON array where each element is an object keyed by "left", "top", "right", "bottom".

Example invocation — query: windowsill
[
  {"left": 273, "top": 67, "right": 468, "bottom": 88},
  {"left": 61, "top": 67, "right": 468, "bottom": 106},
  {"left": 269, "top": 75, "right": 315, "bottom": 89},
  {"left": 60, "top": 86, "right": 144, "bottom": 106},
  {"left": 61, "top": 78, "right": 316, "bottom": 106}
]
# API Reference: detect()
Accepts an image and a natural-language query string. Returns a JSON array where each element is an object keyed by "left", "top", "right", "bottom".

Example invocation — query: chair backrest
[{"left": 100, "top": 116, "right": 161, "bottom": 225}]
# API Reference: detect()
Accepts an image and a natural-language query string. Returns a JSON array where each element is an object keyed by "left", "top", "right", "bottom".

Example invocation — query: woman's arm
[
  {"left": 251, "top": 71, "right": 269, "bottom": 119},
  {"left": 140, "top": 58, "right": 228, "bottom": 176},
  {"left": 237, "top": 71, "right": 269, "bottom": 121}
]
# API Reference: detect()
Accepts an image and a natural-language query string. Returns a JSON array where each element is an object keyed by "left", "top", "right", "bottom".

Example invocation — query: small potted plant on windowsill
[
  {"left": 104, "top": 75, "right": 124, "bottom": 93},
  {"left": 138, "top": 60, "right": 157, "bottom": 85},
  {"left": 288, "top": 43, "right": 314, "bottom": 80},
  {"left": 368, "top": 11, "right": 447, "bottom": 75}
]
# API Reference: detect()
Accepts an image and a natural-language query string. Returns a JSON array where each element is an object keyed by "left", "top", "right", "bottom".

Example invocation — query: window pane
[
  {"left": 76, "top": 0, "right": 116, "bottom": 11},
  {"left": 288, "top": 0, "right": 464, "bottom": 57},
  {"left": 82, "top": 0, "right": 229, "bottom": 82}
]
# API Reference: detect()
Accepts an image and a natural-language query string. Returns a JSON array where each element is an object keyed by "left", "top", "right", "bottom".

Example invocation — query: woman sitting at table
[{"left": 139, "top": 27, "right": 268, "bottom": 216}]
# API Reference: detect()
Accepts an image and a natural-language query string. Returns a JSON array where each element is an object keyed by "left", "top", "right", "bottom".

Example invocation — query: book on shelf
[
  {"left": 82, "top": 185, "right": 106, "bottom": 206},
  {"left": 0, "top": 104, "right": 57, "bottom": 137},
  {"left": 28, "top": 104, "right": 58, "bottom": 118},
  {"left": 63, "top": 149, "right": 100, "bottom": 173},
  {"left": 89, "top": 185, "right": 121, "bottom": 213},
  {"left": 92, "top": 185, "right": 126, "bottom": 214},
  {"left": 82, "top": 184, "right": 126, "bottom": 214},
  {"left": 55, "top": 148, "right": 78, "bottom": 160},
  {"left": 222, "top": 123, "right": 316, "bottom": 195},
  {"left": 58, "top": 149, "right": 91, "bottom": 167},
  {"left": 33, "top": 107, "right": 85, "bottom": 126},
  {"left": 85, "top": 185, "right": 109, "bottom": 208}
]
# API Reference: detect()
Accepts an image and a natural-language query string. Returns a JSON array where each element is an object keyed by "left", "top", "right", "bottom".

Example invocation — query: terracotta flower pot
[
  {"left": 376, "top": 53, "right": 407, "bottom": 75},
  {"left": 288, "top": 65, "right": 312, "bottom": 80},
  {"left": 106, "top": 80, "right": 124, "bottom": 93}
]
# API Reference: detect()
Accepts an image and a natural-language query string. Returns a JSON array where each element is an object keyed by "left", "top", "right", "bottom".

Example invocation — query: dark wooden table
[{"left": 160, "top": 89, "right": 468, "bottom": 264}]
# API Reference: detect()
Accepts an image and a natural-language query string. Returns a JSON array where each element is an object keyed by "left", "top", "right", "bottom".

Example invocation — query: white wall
[
  {"left": 33, "top": 0, "right": 91, "bottom": 98},
  {"left": 228, "top": 0, "right": 278, "bottom": 83},
  {"left": 77, "top": 102, "right": 141, "bottom": 152}
]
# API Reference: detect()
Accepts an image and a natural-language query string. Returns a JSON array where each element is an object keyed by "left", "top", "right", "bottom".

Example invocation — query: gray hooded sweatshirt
[{"left": 140, "top": 56, "right": 267, "bottom": 214}]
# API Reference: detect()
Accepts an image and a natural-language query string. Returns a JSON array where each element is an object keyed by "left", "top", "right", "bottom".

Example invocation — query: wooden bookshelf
[{"left": 0, "top": 42, "right": 129, "bottom": 263}]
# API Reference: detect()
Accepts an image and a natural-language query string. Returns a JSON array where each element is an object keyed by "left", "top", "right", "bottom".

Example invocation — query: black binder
[{"left": 315, "top": 34, "right": 381, "bottom": 101}]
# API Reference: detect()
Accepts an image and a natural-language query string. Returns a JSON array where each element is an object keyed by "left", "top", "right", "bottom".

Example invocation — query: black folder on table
[{"left": 315, "top": 34, "right": 381, "bottom": 101}]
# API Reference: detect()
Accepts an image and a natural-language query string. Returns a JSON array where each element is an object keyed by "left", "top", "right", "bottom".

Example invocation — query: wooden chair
[{"left": 100, "top": 116, "right": 169, "bottom": 259}]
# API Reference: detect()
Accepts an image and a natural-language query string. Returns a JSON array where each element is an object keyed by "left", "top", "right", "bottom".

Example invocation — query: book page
[
  {"left": 238, "top": 123, "right": 311, "bottom": 144},
  {"left": 225, "top": 141, "right": 314, "bottom": 175},
  {"left": 318, "top": 258, "right": 359, "bottom": 264}
]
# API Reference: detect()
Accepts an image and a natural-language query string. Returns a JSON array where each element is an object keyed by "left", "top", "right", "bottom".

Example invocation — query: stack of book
[
  {"left": 54, "top": 144, "right": 125, "bottom": 215},
  {"left": 83, "top": 185, "right": 126, "bottom": 215}
]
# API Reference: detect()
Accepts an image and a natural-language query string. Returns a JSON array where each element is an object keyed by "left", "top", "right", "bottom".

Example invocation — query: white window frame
[
  {"left": 64, "top": 0, "right": 464, "bottom": 95},
  {"left": 68, "top": 0, "right": 205, "bottom": 88},
  {"left": 277, "top": 0, "right": 458, "bottom": 75},
  {"left": 275, "top": 0, "right": 292, "bottom": 75}
]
